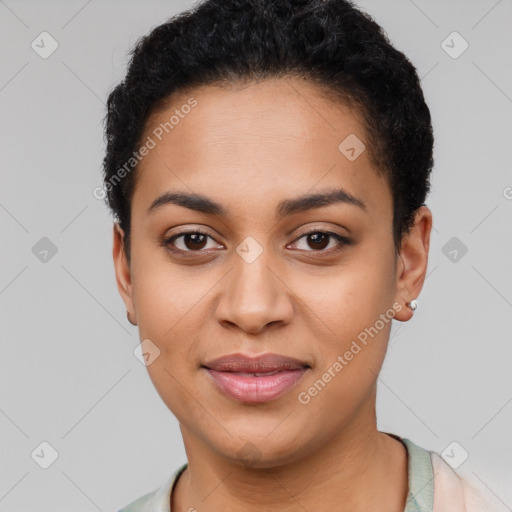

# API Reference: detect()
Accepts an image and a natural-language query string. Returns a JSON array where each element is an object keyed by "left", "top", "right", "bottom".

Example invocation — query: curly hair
[{"left": 102, "top": 0, "right": 433, "bottom": 258}]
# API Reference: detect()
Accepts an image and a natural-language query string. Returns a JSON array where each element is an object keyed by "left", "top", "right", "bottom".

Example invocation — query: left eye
[{"left": 289, "top": 231, "right": 350, "bottom": 252}]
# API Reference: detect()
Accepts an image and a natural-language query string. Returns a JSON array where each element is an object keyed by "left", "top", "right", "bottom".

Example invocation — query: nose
[{"left": 215, "top": 246, "right": 294, "bottom": 335}]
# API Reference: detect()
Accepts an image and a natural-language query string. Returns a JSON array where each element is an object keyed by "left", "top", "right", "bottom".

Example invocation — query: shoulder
[
  {"left": 117, "top": 488, "right": 161, "bottom": 512},
  {"left": 430, "top": 451, "right": 496, "bottom": 512},
  {"left": 117, "top": 463, "right": 188, "bottom": 512},
  {"left": 396, "top": 435, "right": 498, "bottom": 512}
]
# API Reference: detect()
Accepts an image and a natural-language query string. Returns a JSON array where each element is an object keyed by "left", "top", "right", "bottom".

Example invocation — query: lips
[
  {"left": 202, "top": 353, "right": 310, "bottom": 403},
  {"left": 203, "top": 352, "right": 310, "bottom": 373}
]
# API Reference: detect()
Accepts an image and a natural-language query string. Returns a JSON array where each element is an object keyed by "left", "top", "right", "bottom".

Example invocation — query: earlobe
[
  {"left": 112, "top": 223, "right": 137, "bottom": 326},
  {"left": 126, "top": 310, "right": 137, "bottom": 326},
  {"left": 393, "top": 206, "right": 432, "bottom": 322}
]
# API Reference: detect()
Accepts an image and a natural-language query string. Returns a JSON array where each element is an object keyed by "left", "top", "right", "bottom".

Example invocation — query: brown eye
[
  {"left": 181, "top": 232, "right": 207, "bottom": 250},
  {"left": 306, "top": 232, "right": 330, "bottom": 250},
  {"left": 163, "top": 230, "right": 222, "bottom": 253},
  {"left": 290, "top": 230, "right": 350, "bottom": 253}
]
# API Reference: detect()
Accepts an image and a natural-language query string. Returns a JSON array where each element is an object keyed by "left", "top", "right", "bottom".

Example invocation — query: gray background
[{"left": 1, "top": 0, "right": 511, "bottom": 510}]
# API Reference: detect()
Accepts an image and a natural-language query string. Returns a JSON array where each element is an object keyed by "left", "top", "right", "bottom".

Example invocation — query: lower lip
[{"left": 205, "top": 368, "right": 308, "bottom": 403}]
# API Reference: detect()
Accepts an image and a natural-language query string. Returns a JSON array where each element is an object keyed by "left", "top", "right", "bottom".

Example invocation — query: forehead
[{"left": 132, "top": 77, "right": 392, "bottom": 222}]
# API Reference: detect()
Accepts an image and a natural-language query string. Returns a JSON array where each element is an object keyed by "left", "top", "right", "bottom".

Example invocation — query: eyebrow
[{"left": 147, "top": 187, "right": 367, "bottom": 218}]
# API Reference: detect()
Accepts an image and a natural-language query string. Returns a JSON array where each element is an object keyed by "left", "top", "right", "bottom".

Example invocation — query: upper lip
[{"left": 202, "top": 353, "right": 310, "bottom": 372}]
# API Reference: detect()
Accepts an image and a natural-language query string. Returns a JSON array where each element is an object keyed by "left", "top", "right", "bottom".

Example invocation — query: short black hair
[{"left": 102, "top": 0, "right": 433, "bottom": 258}]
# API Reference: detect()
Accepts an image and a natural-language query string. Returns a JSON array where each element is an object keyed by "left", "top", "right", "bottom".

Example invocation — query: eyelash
[{"left": 161, "top": 228, "right": 351, "bottom": 257}]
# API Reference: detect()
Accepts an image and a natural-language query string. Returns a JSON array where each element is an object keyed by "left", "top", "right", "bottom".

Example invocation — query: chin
[{"left": 206, "top": 424, "right": 320, "bottom": 470}]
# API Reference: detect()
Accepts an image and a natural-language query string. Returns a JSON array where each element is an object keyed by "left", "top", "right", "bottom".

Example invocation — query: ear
[
  {"left": 112, "top": 223, "right": 137, "bottom": 326},
  {"left": 393, "top": 206, "right": 432, "bottom": 322}
]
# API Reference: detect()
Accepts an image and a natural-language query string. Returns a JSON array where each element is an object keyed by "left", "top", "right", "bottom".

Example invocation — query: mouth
[{"left": 202, "top": 353, "right": 310, "bottom": 403}]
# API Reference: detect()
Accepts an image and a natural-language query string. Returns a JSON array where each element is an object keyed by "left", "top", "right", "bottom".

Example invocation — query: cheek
[
  {"left": 131, "top": 255, "right": 204, "bottom": 418},
  {"left": 295, "top": 248, "right": 396, "bottom": 397},
  {"left": 130, "top": 246, "right": 206, "bottom": 341},
  {"left": 293, "top": 276, "right": 393, "bottom": 436},
  {"left": 305, "top": 254, "right": 395, "bottom": 342}
]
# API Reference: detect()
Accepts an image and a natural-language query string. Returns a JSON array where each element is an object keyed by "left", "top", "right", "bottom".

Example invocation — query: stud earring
[{"left": 406, "top": 300, "right": 418, "bottom": 311}]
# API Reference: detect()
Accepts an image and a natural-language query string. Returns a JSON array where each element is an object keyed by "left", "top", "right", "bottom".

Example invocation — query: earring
[
  {"left": 126, "top": 311, "right": 137, "bottom": 326},
  {"left": 406, "top": 300, "right": 418, "bottom": 311}
]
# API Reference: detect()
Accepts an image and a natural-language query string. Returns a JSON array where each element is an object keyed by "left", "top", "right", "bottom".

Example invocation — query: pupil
[
  {"left": 309, "top": 233, "right": 328, "bottom": 250},
  {"left": 185, "top": 233, "right": 207, "bottom": 250}
]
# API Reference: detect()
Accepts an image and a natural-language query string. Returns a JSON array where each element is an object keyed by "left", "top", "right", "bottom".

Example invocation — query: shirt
[{"left": 117, "top": 435, "right": 493, "bottom": 511}]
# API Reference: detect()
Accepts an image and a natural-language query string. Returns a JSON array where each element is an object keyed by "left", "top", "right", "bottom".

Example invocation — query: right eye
[{"left": 162, "top": 230, "right": 224, "bottom": 254}]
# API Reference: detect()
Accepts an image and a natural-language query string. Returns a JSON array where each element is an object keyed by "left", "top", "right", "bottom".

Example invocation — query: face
[{"left": 113, "top": 77, "right": 431, "bottom": 468}]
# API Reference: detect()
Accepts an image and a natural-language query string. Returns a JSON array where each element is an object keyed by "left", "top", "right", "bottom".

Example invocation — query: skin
[{"left": 113, "top": 77, "right": 432, "bottom": 512}]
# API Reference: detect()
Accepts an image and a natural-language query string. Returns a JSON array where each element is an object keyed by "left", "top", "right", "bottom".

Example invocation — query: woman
[{"left": 102, "top": 0, "right": 492, "bottom": 510}]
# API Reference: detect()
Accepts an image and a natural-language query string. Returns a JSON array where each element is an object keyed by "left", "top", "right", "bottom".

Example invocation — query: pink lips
[{"left": 203, "top": 353, "right": 310, "bottom": 403}]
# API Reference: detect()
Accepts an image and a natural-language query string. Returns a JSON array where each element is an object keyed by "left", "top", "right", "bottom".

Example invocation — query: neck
[{"left": 172, "top": 399, "right": 408, "bottom": 511}]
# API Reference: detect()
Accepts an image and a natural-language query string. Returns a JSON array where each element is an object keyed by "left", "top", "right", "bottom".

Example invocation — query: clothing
[{"left": 117, "top": 435, "right": 493, "bottom": 511}]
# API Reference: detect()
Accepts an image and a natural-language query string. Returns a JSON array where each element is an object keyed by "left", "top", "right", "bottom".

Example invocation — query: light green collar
[{"left": 401, "top": 437, "right": 434, "bottom": 511}]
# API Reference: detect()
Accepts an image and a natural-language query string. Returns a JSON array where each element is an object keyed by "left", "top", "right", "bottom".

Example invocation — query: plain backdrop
[{"left": 1, "top": 0, "right": 511, "bottom": 510}]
